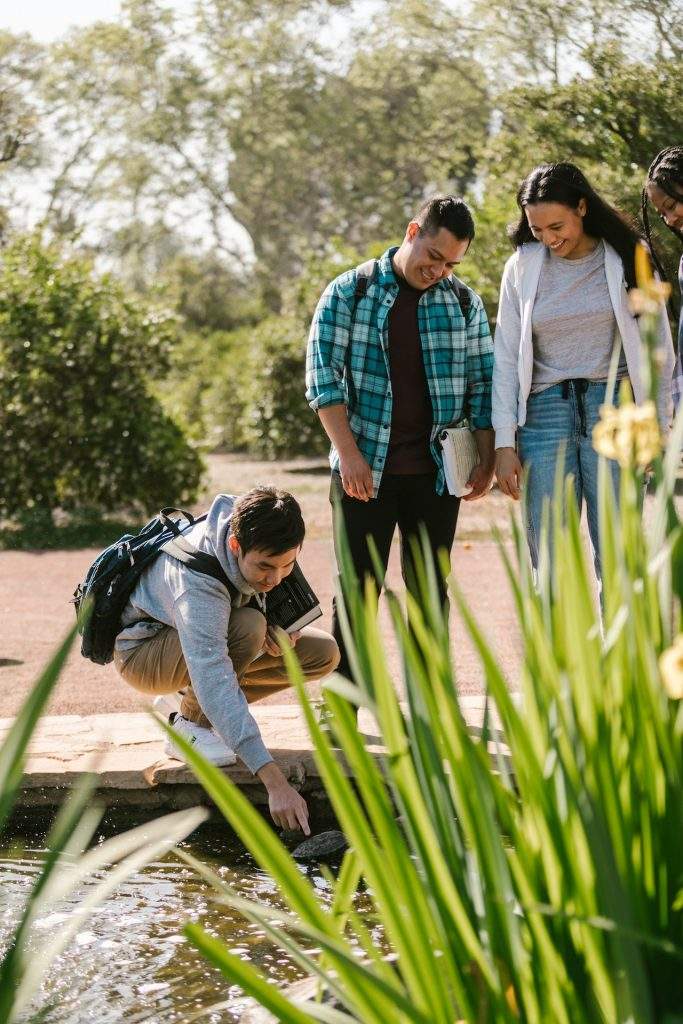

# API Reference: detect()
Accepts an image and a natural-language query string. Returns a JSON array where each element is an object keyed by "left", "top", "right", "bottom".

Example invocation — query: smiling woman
[
  {"left": 522, "top": 200, "right": 595, "bottom": 260},
  {"left": 491, "top": 162, "right": 676, "bottom": 592}
]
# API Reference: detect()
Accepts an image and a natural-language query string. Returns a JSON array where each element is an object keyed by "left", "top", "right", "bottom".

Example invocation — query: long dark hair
[{"left": 510, "top": 162, "right": 642, "bottom": 289}]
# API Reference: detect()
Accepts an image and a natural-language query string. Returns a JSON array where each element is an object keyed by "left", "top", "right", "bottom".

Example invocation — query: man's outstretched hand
[{"left": 258, "top": 761, "right": 310, "bottom": 834}]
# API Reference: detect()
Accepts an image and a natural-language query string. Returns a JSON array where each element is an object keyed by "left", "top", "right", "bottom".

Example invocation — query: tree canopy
[{"left": 0, "top": 0, "right": 680, "bottom": 472}]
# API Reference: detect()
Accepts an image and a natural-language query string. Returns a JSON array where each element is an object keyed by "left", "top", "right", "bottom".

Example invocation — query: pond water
[{"left": 1, "top": 812, "right": 364, "bottom": 1023}]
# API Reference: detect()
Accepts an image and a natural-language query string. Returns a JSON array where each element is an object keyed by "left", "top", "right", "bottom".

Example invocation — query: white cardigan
[{"left": 492, "top": 241, "right": 675, "bottom": 449}]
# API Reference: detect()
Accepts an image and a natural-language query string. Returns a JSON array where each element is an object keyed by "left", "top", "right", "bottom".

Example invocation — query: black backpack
[
  {"left": 344, "top": 258, "right": 473, "bottom": 404},
  {"left": 72, "top": 507, "right": 234, "bottom": 666}
]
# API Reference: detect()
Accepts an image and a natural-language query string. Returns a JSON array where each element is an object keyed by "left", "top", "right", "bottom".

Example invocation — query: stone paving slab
[{"left": 0, "top": 698, "right": 505, "bottom": 808}]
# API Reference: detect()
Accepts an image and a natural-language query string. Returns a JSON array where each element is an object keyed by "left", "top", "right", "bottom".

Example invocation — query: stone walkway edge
[{"left": 2, "top": 698, "right": 507, "bottom": 810}]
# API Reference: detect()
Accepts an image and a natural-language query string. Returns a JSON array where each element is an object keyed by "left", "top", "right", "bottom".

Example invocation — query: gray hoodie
[{"left": 115, "top": 494, "right": 272, "bottom": 774}]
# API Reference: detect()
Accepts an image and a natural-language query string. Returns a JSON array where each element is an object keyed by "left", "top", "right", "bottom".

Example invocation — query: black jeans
[{"left": 330, "top": 471, "right": 460, "bottom": 679}]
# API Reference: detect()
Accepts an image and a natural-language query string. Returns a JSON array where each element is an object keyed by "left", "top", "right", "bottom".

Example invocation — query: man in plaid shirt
[{"left": 306, "top": 196, "right": 495, "bottom": 679}]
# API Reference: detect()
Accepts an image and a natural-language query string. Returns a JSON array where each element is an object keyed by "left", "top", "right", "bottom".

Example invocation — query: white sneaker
[
  {"left": 164, "top": 713, "right": 237, "bottom": 767},
  {"left": 153, "top": 693, "right": 183, "bottom": 717}
]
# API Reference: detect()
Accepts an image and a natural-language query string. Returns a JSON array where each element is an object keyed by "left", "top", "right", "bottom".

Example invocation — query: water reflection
[{"left": 1, "top": 820, "right": 346, "bottom": 1023}]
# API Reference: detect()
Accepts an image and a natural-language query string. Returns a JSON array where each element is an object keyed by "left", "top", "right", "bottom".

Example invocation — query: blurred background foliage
[
  {"left": 0, "top": 0, "right": 681, "bottom": 518},
  {"left": 0, "top": 234, "right": 203, "bottom": 523}
]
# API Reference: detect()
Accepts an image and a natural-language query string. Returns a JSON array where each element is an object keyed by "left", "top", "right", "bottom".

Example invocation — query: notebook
[
  {"left": 265, "top": 562, "right": 322, "bottom": 633},
  {"left": 439, "top": 422, "right": 480, "bottom": 497}
]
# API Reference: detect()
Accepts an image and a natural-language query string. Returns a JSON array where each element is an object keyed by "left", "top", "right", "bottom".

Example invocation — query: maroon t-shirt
[{"left": 383, "top": 275, "right": 435, "bottom": 475}]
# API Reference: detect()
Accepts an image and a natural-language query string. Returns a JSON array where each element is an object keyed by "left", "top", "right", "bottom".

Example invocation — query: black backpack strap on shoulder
[
  {"left": 162, "top": 535, "right": 236, "bottom": 593},
  {"left": 352, "top": 258, "right": 378, "bottom": 316},
  {"left": 345, "top": 258, "right": 378, "bottom": 408},
  {"left": 158, "top": 507, "right": 198, "bottom": 536},
  {"left": 448, "top": 276, "right": 472, "bottom": 320}
]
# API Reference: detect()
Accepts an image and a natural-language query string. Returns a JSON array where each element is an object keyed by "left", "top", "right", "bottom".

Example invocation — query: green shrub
[
  {"left": 464, "top": 193, "right": 518, "bottom": 322},
  {"left": 282, "top": 239, "right": 387, "bottom": 325},
  {"left": 157, "top": 241, "right": 390, "bottom": 460},
  {"left": 161, "top": 315, "right": 330, "bottom": 459},
  {"left": 0, "top": 234, "right": 203, "bottom": 520},
  {"left": 156, "top": 327, "right": 253, "bottom": 450},
  {"left": 240, "top": 316, "right": 329, "bottom": 459}
]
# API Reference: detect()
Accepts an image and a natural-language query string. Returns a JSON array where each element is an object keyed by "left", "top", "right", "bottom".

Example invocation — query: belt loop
[{"left": 561, "top": 381, "right": 569, "bottom": 400}]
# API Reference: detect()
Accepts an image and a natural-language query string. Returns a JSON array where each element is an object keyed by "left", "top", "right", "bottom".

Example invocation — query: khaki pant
[{"left": 113, "top": 606, "right": 339, "bottom": 729}]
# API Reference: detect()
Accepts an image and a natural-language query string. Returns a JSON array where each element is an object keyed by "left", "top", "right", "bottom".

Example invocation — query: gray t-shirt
[{"left": 531, "top": 240, "right": 627, "bottom": 392}]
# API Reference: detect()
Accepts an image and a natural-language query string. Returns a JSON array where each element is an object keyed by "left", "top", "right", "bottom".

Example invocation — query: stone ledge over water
[{"left": 0, "top": 698, "right": 505, "bottom": 811}]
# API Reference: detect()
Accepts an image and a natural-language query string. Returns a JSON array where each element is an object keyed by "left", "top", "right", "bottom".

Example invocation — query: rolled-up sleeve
[
  {"left": 305, "top": 282, "right": 353, "bottom": 411},
  {"left": 464, "top": 295, "right": 494, "bottom": 429}
]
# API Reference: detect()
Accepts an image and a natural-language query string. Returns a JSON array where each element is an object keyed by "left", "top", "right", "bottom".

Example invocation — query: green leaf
[
  {"left": 185, "top": 924, "right": 319, "bottom": 1024},
  {"left": 0, "top": 624, "right": 77, "bottom": 834}
]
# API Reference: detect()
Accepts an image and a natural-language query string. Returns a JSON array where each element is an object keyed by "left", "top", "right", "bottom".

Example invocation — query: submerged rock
[{"left": 291, "top": 830, "right": 348, "bottom": 861}]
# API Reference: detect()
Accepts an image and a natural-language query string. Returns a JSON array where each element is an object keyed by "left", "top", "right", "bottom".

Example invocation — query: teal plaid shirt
[{"left": 305, "top": 247, "right": 494, "bottom": 495}]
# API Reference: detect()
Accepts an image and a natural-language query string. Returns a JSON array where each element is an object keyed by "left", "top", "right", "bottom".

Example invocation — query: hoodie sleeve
[
  {"left": 172, "top": 577, "right": 273, "bottom": 775},
  {"left": 492, "top": 254, "right": 522, "bottom": 449}
]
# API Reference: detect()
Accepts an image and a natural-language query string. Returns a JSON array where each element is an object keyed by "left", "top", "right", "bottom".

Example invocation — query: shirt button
[{"left": 382, "top": 423, "right": 389, "bottom": 429}]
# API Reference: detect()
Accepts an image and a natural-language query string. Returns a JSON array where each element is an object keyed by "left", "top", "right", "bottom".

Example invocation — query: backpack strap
[
  {"left": 345, "top": 259, "right": 379, "bottom": 406},
  {"left": 158, "top": 507, "right": 198, "bottom": 536},
  {"left": 352, "top": 261, "right": 471, "bottom": 321},
  {"left": 161, "top": 519, "right": 236, "bottom": 595},
  {"left": 448, "top": 276, "right": 472, "bottom": 319},
  {"left": 352, "top": 258, "right": 379, "bottom": 314}
]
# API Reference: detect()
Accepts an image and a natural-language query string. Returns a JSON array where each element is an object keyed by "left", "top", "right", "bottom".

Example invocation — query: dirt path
[{"left": 0, "top": 456, "right": 523, "bottom": 717}]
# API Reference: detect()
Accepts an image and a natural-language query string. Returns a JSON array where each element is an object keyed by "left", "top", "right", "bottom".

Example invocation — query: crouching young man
[{"left": 112, "top": 487, "right": 339, "bottom": 834}]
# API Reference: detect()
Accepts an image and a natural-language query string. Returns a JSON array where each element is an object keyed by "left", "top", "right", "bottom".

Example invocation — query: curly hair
[{"left": 641, "top": 146, "right": 683, "bottom": 318}]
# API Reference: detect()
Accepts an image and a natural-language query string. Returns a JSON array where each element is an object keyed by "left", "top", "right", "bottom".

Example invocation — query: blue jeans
[{"left": 518, "top": 380, "right": 620, "bottom": 582}]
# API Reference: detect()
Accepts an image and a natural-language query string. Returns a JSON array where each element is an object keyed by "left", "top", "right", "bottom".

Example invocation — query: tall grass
[
  {"left": 175, "top": 285, "right": 683, "bottom": 1021},
  {"left": 0, "top": 624, "right": 207, "bottom": 1023}
]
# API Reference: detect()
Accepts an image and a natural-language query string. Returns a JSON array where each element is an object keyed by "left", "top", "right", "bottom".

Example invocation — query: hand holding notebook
[
  {"left": 439, "top": 422, "right": 480, "bottom": 497},
  {"left": 264, "top": 562, "right": 322, "bottom": 633}
]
